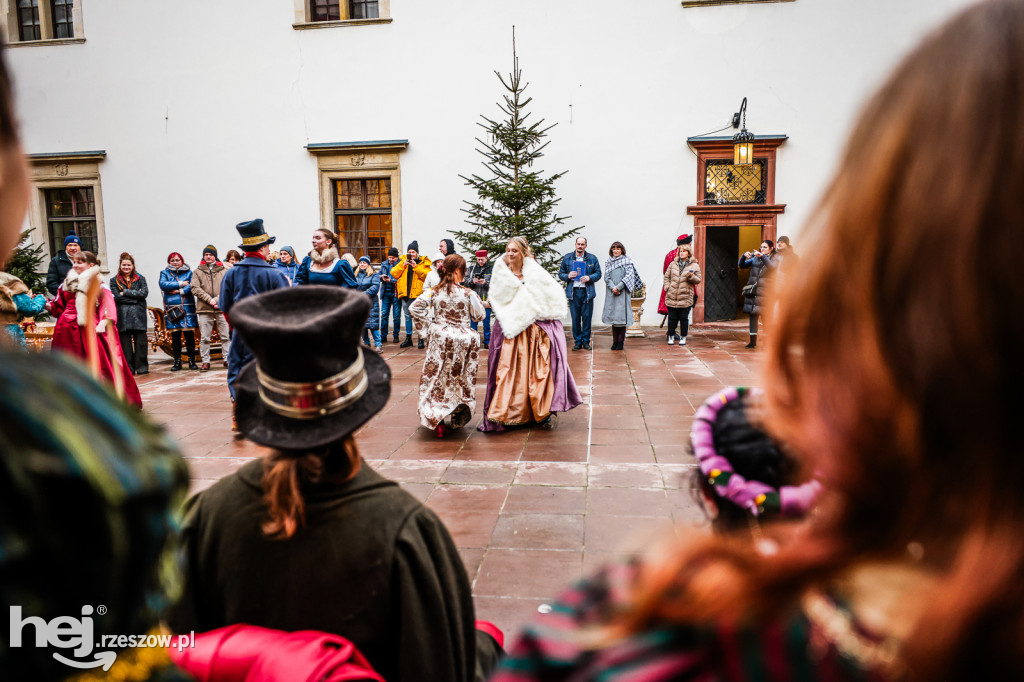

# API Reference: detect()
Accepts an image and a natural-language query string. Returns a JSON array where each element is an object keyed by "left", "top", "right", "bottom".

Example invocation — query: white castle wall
[{"left": 8, "top": 0, "right": 974, "bottom": 321}]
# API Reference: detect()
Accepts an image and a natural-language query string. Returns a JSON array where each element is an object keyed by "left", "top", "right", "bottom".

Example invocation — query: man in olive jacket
[{"left": 190, "top": 245, "right": 231, "bottom": 371}]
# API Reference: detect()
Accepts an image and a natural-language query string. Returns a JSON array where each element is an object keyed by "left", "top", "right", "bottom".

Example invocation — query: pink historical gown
[{"left": 50, "top": 266, "right": 143, "bottom": 407}]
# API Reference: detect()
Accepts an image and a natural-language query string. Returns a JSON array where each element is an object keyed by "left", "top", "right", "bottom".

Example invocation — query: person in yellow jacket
[{"left": 391, "top": 240, "right": 432, "bottom": 348}]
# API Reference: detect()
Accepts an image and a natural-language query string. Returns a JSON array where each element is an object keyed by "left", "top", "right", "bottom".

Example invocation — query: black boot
[
  {"left": 418, "top": 338, "right": 425, "bottom": 349},
  {"left": 400, "top": 335, "right": 412, "bottom": 348},
  {"left": 745, "top": 335, "right": 757, "bottom": 349},
  {"left": 188, "top": 358, "right": 199, "bottom": 370},
  {"left": 170, "top": 359, "right": 182, "bottom": 372}
]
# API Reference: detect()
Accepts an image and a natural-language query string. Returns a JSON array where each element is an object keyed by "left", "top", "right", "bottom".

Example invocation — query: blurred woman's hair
[
  {"left": 0, "top": 39, "right": 16, "bottom": 147},
  {"left": 619, "top": 1, "right": 1024, "bottom": 676},
  {"left": 225, "top": 249, "right": 242, "bottom": 263},
  {"left": 261, "top": 436, "right": 361, "bottom": 539}
]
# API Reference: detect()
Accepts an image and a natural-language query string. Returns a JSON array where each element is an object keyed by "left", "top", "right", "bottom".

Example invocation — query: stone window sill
[
  {"left": 682, "top": 0, "right": 793, "bottom": 7},
  {"left": 293, "top": 18, "right": 392, "bottom": 30},
  {"left": 9, "top": 37, "right": 86, "bottom": 47}
]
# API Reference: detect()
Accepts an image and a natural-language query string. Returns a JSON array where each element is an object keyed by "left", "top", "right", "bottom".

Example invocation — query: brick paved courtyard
[{"left": 141, "top": 323, "right": 760, "bottom": 639}]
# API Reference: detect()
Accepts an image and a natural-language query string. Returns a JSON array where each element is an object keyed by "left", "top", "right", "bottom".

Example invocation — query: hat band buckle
[
  {"left": 242, "top": 233, "right": 270, "bottom": 246},
  {"left": 256, "top": 349, "right": 368, "bottom": 420}
]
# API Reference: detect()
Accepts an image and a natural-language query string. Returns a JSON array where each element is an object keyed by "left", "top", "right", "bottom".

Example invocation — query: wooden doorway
[{"left": 686, "top": 135, "right": 787, "bottom": 323}]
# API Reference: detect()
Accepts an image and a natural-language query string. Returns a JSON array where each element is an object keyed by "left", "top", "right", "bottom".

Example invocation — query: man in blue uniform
[{"left": 220, "top": 219, "right": 290, "bottom": 430}]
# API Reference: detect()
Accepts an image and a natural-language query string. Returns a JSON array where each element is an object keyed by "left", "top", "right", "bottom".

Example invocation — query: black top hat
[
  {"left": 229, "top": 286, "right": 391, "bottom": 450},
  {"left": 236, "top": 218, "right": 277, "bottom": 251}
]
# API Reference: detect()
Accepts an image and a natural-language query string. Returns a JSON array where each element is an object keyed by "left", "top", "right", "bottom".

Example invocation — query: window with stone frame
[
  {"left": 44, "top": 187, "right": 97, "bottom": 258},
  {"left": 307, "top": 140, "right": 406, "bottom": 265},
  {"left": 334, "top": 178, "right": 392, "bottom": 263},
  {"left": 681, "top": 0, "right": 793, "bottom": 7},
  {"left": 27, "top": 152, "right": 109, "bottom": 267},
  {"left": 294, "top": 0, "right": 390, "bottom": 28},
  {"left": 3, "top": 0, "right": 84, "bottom": 45}
]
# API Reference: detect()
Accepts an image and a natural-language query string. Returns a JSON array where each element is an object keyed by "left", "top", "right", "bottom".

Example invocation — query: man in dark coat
[
  {"left": 463, "top": 249, "right": 493, "bottom": 347},
  {"left": 166, "top": 286, "right": 503, "bottom": 682},
  {"left": 219, "top": 219, "right": 289, "bottom": 425},
  {"left": 45, "top": 234, "right": 81, "bottom": 295}
]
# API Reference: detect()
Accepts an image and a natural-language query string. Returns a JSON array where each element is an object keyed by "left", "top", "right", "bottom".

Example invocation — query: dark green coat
[{"left": 168, "top": 460, "right": 499, "bottom": 682}]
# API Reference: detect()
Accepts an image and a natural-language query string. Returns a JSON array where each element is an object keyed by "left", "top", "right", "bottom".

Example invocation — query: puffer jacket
[
  {"left": 159, "top": 265, "right": 198, "bottom": 330},
  {"left": 663, "top": 257, "right": 702, "bottom": 309},
  {"left": 390, "top": 256, "right": 432, "bottom": 299},
  {"left": 739, "top": 253, "right": 777, "bottom": 315},
  {"left": 190, "top": 262, "right": 228, "bottom": 314},
  {"left": 354, "top": 269, "right": 381, "bottom": 330}
]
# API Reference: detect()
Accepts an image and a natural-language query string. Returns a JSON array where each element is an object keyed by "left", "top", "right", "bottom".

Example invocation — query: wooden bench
[{"left": 148, "top": 307, "right": 224, "bottom": 361}]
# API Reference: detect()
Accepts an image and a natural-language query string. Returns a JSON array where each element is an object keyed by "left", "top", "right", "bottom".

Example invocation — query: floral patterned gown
[{"left": 409, "top": 285, "right": 485, "bottom": 429}]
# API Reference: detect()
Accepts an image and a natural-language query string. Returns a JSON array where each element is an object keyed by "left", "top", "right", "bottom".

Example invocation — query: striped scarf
[{"left": 603, "top": 254, "right": 642, "bottom": 294}]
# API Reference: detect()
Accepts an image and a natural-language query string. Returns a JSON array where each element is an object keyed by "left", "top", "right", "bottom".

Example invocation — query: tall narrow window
[
  {"left": 311, "top": 0, "right": 340, "bottom": 22},
  {"left": 50, "top": 0, "right": 73, "bottom": 38},
  {"left": 18, "top": 0, "right": 41, "bottom": 41},
  {"left": 349, "top": 0, "right": 379, "bottom": 19},
  {"left": 334, "top": 178, "right": 392, "bottom": 263},
  {"left": 45, "top": 187, "right": 97, "bottom": 257}
]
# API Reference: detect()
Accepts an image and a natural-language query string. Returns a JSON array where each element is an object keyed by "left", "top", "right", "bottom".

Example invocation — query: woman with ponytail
[
  {"left": 168, "top": 285, "right": 502, "bottom": 682},
  {"left": 493, "top": 2, "right": 1024, "bottom": 680},
  {"left": 410, "top": 254, "right": 485, "bottom": 437}
]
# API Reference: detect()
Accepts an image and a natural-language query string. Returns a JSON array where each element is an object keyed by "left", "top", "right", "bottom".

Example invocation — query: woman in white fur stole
[
  {"left": 479, "top": 237, "right": 582, "bottom": 432},
  {"left": 48, "top": 250, "right": 142, "bottom": 407}
]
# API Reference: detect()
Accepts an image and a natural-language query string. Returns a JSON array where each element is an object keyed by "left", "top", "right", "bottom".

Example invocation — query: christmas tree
[
  {"left": 451, "top": 30, "right": 581, "bottom": 272},
  {"left": 2, "top": 229, "right": 49, "bottom": 320}
]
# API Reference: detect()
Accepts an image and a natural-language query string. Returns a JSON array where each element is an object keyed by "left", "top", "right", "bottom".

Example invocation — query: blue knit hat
[
  {"left": 358, "top": 255, "right": 371, "bottom": 264},
  {"left": 63, "top": 234, "right": 81, "bottom": 247}
]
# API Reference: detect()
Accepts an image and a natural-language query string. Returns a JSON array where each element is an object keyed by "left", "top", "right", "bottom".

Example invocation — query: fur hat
[
  {"left": 230, "top": 286, "right": 392, "bottom": 450},
  {"left": 677, "top": 234, "right": 692, "bottom": 245}
]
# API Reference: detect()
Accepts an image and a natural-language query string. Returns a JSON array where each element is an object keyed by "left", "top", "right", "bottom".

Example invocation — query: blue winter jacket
[
  {"left": 557, "top": 252, "right": 603, "bottom": 301},
  {"left": 159, "top": 265, "right": 198, "bottom": 329},
  {"left": 275, "top": 259, "right": 298, "bottom": 285},
  {"left": 354, "top": 269, "right": 381, "bottom": 330}
]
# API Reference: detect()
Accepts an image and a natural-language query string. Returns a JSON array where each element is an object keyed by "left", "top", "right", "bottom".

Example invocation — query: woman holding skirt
[
  {"left": 410, "top": 254, "right": 485, "bottom": 437},
  {"left": 479, "top": 237, "right": 582, "bottom": 432}
]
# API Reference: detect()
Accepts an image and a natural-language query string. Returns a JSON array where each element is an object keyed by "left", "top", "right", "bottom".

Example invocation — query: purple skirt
[{"left": 478, "top": 318, "right": 583, "bottom": 432}]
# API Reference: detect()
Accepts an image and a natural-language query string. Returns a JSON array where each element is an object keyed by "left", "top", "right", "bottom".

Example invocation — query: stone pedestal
[{"left": 626, "top": 297, "right": 646, "bottom": 337}]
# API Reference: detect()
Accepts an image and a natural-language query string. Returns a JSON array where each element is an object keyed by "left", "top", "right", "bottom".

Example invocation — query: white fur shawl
[
  {"left": 63, "top": 265, "right": 106, "bottom": 327},
  {"left": 489, "top": 257, "right": 567, "bottom": 339}
]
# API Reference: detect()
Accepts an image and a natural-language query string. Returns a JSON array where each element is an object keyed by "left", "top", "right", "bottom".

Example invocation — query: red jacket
[{"left": 169, "top": 624, "right": 383, "bottom": 682}]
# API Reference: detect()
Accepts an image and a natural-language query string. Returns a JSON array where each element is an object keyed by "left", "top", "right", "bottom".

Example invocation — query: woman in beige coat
[{"left": 662, "top": 243, "right": 701, "bottom": 345}]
